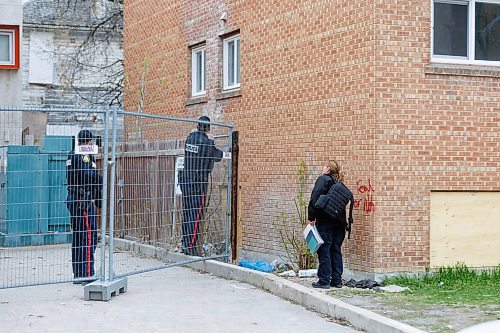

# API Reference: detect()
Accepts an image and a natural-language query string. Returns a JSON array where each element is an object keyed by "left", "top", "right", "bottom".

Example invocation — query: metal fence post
[
  {"left": 83, "top": 108, "right": 127, "bottom": 301},
  {"left": 225, "top": 128, "right": 233, "bottom": 261},
  {"left": 99, "top": 110, "right": 110, "bottom": 282},
  {"left": 108, "top": 108, "right": 118, "bottom": 281},
  {"left": 230, "top": 130, "right": 239, "bottom": 263}
]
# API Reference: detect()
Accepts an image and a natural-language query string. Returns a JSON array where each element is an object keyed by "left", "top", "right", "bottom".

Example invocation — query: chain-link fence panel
[
  {"left": 0, "top": 107, "right": 232, "bottom": 288},
  {"left": 0, "top": 107, "right": 115, "bottom": 288},
  {"left": 109, "top": 111, "right": 233, "bottom": 279}
]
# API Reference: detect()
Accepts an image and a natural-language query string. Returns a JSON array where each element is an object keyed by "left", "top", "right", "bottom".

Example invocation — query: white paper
[{"left": 303, "top": 224, "right": 324, "bottom": 254}]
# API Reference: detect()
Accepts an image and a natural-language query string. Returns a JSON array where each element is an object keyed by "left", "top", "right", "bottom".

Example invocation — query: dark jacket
[
  {"left": 183, "top": 130, "right": 223, "bottom": 182},
  {"left": 66, "top": 151, "right": 103, "bottom": 193},
  {"left": 308, "top": 174, "right": 346, "bottom": 226}
]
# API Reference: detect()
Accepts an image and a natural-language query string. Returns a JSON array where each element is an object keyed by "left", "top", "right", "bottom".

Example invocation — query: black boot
[{"left": 312, "top": 281, "right": 330, "bottom": 289}]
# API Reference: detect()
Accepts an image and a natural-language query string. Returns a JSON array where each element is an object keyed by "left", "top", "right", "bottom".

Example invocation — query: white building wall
[
  {"left": 0, "top": 0, "right": 23, "bottom": 147},
  {"left": 0, "top": 0, "right": 23, "bottom": 105}
]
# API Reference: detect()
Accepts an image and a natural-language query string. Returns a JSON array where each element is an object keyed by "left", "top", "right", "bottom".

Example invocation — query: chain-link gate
[
  {"left": 0, "top": 107, "right": 113, "bottom": 288},
  {"left": 0, "top": 107, "right": 233, "bottom": 293},
  {"left": 107, "top": 110, "right": 233, "bottom": 283}
]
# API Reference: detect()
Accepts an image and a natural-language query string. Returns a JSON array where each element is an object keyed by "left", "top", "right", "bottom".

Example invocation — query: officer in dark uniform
[
  {"left": 66, "top": 130, "right": 102, "bottom": 283},
  {"left": 179, "top": 116, "right": 223, "bottom": 256}
]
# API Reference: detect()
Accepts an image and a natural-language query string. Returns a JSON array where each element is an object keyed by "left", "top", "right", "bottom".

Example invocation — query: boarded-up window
[
  {"left": 430, "top": 192, "right": 500, "bottom": 267},
  {"left": 29, "top": 32, "right": 54, "bottom": 84}
]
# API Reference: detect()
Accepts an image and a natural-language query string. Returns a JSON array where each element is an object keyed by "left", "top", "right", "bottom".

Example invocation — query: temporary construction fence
[
  {"left": 0, "top": 107, "right": 234, "bottom": 292},
  {"left": 108, "top": 110, "right": 233, "bottom": 282},
  {"left": 0, "top": 107, "right": 111, "bottom": 288}
]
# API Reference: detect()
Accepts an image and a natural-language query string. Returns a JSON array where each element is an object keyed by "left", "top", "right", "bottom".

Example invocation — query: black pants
[
  {"left": 180, "top": 180, "right": 207, "bottom": 256},
  {"left": 316, "top": 223, "right": 346, "bottom": 285},
  {"left": 66, "top": 194, "right": 98, "bottom": 278}
]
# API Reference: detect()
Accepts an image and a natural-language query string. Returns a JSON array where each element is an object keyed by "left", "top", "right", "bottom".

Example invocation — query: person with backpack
[{"left": 307, "top": 160, "right": 352, "bottom": 289}]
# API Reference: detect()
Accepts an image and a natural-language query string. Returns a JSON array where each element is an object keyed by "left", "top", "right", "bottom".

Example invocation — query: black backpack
[{"left": 314, "top": 181, "right": 354, "bottom": 236}]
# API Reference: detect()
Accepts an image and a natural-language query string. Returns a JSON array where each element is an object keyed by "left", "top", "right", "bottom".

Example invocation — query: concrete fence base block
[{"left": 84, "top": 278, "right": 128, "bottom": 302}]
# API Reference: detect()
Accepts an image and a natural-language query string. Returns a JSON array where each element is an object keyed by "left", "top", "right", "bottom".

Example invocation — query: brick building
[{"left": 124, "top": 0, "right": 500, "bottom": 276}]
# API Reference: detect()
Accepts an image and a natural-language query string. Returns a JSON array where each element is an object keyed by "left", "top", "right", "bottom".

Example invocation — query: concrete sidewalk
[
  {"left": 172, "top": 252, "right": 427, "bottom": 333},
  {"left": 0, "top": 241, "right": 426, "bottom": 333},
  {"left": 0, "top": 264, "right": 360, "bottom": 333},
  {"left": 109, "top": 238, "right": 427, "bottom": 333}
]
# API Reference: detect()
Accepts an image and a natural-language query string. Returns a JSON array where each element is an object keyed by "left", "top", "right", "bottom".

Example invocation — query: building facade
[
  {"left": 124, "top": 0, "right": 500, "bottom": 276},
  {"left": 20, "top": 0, "right": 123, "bottom": 141},
  {"left": 0, "top": 0, "right": 23, "bottom": 147}
]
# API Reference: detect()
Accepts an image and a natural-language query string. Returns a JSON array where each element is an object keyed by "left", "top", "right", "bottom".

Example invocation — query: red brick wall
[
  {"left": 372, "top": 1, "right": 500, "bottom": 272},
  {"left": 124, "top": 0, "right": 500, "bottom": 273}
]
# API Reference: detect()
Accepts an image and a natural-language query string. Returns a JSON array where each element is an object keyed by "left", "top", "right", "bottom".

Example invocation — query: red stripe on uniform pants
[
  {"left": 83, "top": 210, "right": 91, "bottom": 277},
  {"left": 189, "top": 192, "right": 205, "bottom": 249}
]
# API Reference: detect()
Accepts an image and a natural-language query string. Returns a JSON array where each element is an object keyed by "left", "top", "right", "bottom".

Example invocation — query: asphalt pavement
[{"left": 0, "top": 265, "right": 361, "bottom": 333}]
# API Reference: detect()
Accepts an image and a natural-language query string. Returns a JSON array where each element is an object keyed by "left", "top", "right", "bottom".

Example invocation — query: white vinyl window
[
  {"left": 191, "top": 46, "right": 206, "bottom": 96},
  {"left": 223, "top": 35, "right": 240, "bottom": 90},
  {"left": 0, "top": 30, "right": 15, "bottom": 66},
  {"left": 432, "top": 0, "right": 500, "bottom": 65}
]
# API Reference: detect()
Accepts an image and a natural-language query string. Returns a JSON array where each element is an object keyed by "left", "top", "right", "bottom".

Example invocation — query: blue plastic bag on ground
[{"left": 238, "top": 259, "right": 275, "bottom": 273}]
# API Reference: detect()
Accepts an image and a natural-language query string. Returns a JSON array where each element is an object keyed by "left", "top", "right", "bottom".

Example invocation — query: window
[
  {"left": 0, "top": 25, "right": 20, "bottom": 69},
  {"left": 432, "top": 1, "right": 500, "bottom": 64},
  {"left": 223, "top": 35, "right": 240, "bottom": 90},
  {"left": 191, "top": 46, "right": 206, "bottom": 96}
]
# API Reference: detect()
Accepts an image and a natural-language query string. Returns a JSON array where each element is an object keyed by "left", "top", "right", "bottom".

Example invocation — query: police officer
[
  {"left": 66, "top": 130, "right": 102, "bottom": 283},
  {"left": 180, "top": 116, "right": 223, "bottom": 256}
]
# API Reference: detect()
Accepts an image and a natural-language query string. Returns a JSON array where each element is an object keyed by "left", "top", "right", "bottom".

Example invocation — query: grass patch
[{"left": 383, "top": 264, "right": 500, "bottom": 305}]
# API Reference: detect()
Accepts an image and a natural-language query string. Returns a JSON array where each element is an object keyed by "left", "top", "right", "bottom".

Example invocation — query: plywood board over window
[
  {"left": 29, "top": 31, "right": 54, "bottom": 84},
  {"left": 430, "top": 191, "right": 500, "bottom": 268}
]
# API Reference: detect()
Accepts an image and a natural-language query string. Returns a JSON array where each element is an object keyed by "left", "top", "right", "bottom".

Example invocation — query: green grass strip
[{"left": 382, "top": 263, "right": 500, "bottom": 305}]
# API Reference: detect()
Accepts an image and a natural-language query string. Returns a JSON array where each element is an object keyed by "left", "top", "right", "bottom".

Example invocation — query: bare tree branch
[{"left": 53, "top": 0, "right": 124, "bottom": 107}]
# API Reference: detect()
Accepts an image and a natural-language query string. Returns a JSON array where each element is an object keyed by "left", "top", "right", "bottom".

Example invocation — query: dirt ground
[{"left": 288, "top": 276, "right": 500, "bottom": 333}]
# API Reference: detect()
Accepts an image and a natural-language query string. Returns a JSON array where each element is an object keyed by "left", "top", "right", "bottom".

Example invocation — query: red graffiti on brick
[
  {"left": 356, "top": 179, "right": 374, "bottom": 194},
  {"left": 355, "top": 179, "right": 375, "bottom": 213}
]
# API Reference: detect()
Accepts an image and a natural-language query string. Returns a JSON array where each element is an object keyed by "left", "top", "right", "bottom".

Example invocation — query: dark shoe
[
  {"left": 82, "top": 277, "right": 98, "bottom": 285},
  {"left": 73, "top": 276, "right": 98, "bottom": 285},
  {"left": 73, "top": 275, "right": 83, "bottom": 284},
  {"left": 312, "top": 281, "right": 330, "bottom": 290},
  {"left": 330, "top": 280, "right": 343, "bottom": 288}
]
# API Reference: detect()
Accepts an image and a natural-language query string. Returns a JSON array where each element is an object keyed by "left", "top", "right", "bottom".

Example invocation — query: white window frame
[
  {"left": 431, "top": 0, "right": 500, "bottom": 66},
  {"left": 191, "top": 46, "right": 206, "bottom": 97},
  {"left": 223, "top": 35, "right": 241, "bottom": 90},
  {"left": 0, "top": 29, "right": 15, "bottom": 66}
]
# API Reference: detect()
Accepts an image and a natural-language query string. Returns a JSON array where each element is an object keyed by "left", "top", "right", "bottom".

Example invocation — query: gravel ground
[{"left": 288, "top": 276, "right": 500, "bottom": 333}]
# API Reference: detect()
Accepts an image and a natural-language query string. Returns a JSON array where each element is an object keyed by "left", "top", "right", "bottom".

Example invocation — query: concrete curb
[
  {"left": 111, "top": 239, "right": 427, "bottom": 333},
  {"left": 183, "top": 258, "right": 427, "bottom": 333}
]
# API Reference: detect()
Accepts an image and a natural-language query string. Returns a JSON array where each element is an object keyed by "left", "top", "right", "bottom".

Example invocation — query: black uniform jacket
[
  {"left": 307, "top": 174, "right": 347, "bottom": 226},
  {"left": 183, "top": 130, "right": 223, "bottom": 182},
  {"left": 66, "top": 151, "right": 103, "bottom": 192}
]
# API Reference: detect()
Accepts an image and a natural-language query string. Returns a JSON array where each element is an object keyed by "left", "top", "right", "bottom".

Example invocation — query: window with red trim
[{"left": 0, "top": 25, "right": 20, "bottom": 69}]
